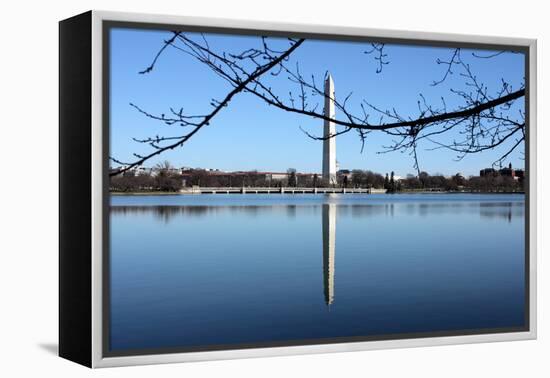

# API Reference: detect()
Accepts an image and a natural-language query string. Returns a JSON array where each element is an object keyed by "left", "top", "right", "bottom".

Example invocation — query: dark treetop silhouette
[{"left": 109, "top": 32, "right": 525, "bottom": 177}]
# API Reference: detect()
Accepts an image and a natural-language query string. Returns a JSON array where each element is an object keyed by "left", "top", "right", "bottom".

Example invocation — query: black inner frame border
[{"left": 102, "top": 19, "right": 531, "bottom": 358}]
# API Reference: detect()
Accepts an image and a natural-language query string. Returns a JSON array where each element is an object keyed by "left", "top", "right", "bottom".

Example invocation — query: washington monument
[{"left": 322, "top": 74, "right": 337, "bottom": 185}]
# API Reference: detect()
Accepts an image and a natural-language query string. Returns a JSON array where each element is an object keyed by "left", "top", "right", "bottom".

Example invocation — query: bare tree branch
[
  {"left": 110, "top": 37, "right": 305, "bottom": 176},
  {"left": 111, "top": 33, "right": 525, "bottom": 175},
  {"left": 364, "top": 43, "right": 389, "bottom": 73}
]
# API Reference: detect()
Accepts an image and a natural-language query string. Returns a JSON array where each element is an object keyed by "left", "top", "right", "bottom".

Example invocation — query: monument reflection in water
[
  {"left": 109, "top": 194, "right": 526, "bottom": 352},
  {"left": 323, "top": 203, "right": 336, "bottom": 306}
]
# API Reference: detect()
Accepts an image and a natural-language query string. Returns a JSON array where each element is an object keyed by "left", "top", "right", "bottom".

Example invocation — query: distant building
[
  {"left": 445, "top": 172, "right": 464, "bottom": 180},
  {"left": 499, "top": 163, "right": 515, "bottom": 178},
  {"left": 480, "top": 168, "right": 497, "bottom": 177},
  {"left": 479, "top": 163, "right": 524, "bottom": 181},
  {"left": 515, "top": 169, "right": 525, "bottom": 180},
  {"left": 337, "top": 169, "right": 352, "bottom": 181},
  {"left": 131, "top": 167, "right": 154, "bottom": 176},
  {"left": 263, "top": 172, "right": 289, "bottom": 181}
]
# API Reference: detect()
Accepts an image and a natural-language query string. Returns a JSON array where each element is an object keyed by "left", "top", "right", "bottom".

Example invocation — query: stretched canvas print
[{"left": 58, "top": 11, "right": 536, "bottom": 368}]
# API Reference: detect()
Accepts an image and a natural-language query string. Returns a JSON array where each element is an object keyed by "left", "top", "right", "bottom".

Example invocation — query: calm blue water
[{"left": 109, "top": 193, "right": 526, "bottom": 353}]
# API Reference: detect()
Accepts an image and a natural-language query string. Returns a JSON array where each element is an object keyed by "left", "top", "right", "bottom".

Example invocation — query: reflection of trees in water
[
  {"left": 401, "top": 201, "right": 482, "bottom": 217},
  {"left": 110, "top": 205, "right": 271, "bottom": 223},
  {"left": 110, "top": 200, "right": 524, "bottom": 224},
  {"left": 479, "top": 202, "right": 524, "bottom": 223},
  {"left": 111, "top": 203, "right": 403, "bottom": 223},
  {"left": 403, "top": 201, "right": 524, "bottom": 221},
  {"left": 386, "top": 203, "right": 394, "bottom": 218},
  {"left": 416, "top": 202, "right": 475, "bottom": 217},
  {"left": 286, "top": 205, "right": 297, "bottom": 218},
  {"left": 334, "top": 204, "right": 389, "bottom": 218}
]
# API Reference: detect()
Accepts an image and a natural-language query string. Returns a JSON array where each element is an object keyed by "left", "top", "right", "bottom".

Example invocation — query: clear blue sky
[{"left": 109, "top": 27, "right": 525, "bottom": 177}]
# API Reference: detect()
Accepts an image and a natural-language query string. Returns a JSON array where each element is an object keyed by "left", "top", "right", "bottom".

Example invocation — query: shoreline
[{"left": 110, "top": 190, "right": 525, "bottom": 196}]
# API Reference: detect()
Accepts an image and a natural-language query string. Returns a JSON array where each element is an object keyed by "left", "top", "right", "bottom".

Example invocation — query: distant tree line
[
  {"left": 110, "top": 162, "right": 524, "bottom": 193},
  {"left": 110, "top": 161, "right": 183, "bottom": 192},
  {"left": 397, "top": 171, "right": 523, "bottom": 192},
  {"left": 350, "top": 170, "right": 385, "bottom": 189}
]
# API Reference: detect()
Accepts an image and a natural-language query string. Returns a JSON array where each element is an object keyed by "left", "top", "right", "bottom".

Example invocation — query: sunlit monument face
[{"left": 105, "top": 23, "right": 528, "bottom": 356}]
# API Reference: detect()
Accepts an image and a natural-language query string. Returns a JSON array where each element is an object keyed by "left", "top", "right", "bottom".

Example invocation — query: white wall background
[{"left": 0, "top": 0, "right": 546, "bottom": 376}]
